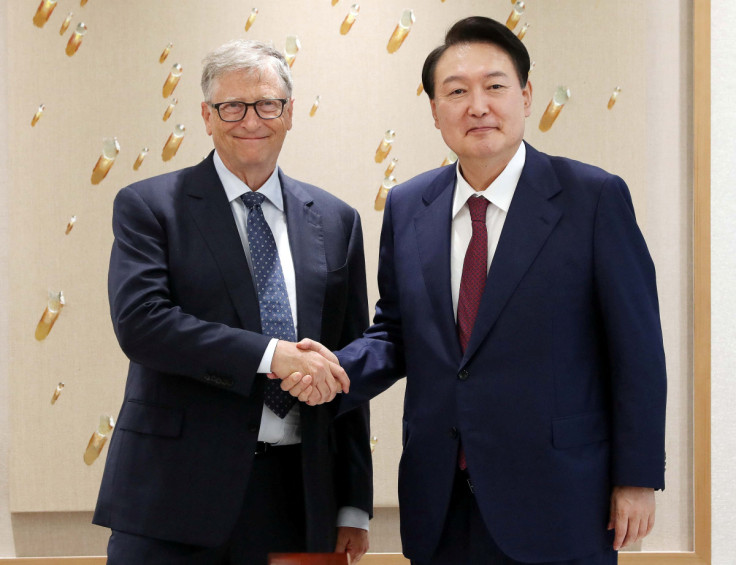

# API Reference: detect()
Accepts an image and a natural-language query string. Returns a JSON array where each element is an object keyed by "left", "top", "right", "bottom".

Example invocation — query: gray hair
[{"left": 201, "top": 39, "right": 293, "bottom": 101}]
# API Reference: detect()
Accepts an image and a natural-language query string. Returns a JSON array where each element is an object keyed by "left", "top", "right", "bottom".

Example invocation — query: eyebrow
[{"left": 441, "top": 71, "right": 509, "bottom": 85}]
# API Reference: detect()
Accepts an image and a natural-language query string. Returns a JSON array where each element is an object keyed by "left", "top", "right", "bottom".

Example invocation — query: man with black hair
[{"left": 288, "top": 16, "right": 666, "bottom": 565}]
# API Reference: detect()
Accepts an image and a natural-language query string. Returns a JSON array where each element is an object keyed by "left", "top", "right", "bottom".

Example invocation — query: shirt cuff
[
  {"left": 336, "top": 506, "right": 369, "bottom": 531},
  {"left": 257, "top": 338, "right": 279, "bottom": 374}
]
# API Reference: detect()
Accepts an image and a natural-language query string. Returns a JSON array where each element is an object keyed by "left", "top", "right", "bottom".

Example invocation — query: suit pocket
[
  {"left": 117, "top": 399, "right": 184, "bottom": 438},
  {"left": 327, "top": 261, "right": 348, "bottom": 276},
  {"left": 551, "top": 411, "right": 609, "bottom": 449},
  {"left": 326, "top": 263, "right": 349, "bottom": 293}
]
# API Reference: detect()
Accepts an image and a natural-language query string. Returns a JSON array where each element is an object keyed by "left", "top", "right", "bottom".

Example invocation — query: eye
[
  {"left": 488, "top": 84, "right": 506, "bottom": 90},
  {"left": 222, "top": 102, "right": 243, "bottom": 111},
  {"left": 447, "top": 88, "right": 466, "bottom": 97}
]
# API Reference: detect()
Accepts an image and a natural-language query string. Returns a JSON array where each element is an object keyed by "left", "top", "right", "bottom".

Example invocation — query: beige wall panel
[
  {"left": 0, "top": 0, "right": 14, "bottom": 557},
  {"left": 3, "top": 0, "right": 692, "bottom": 556},
  {"left": 644, "top": 0, "right": 694, "bottom": 551},
  {"left": 368, "top": 508, "right": 402, "bottom": 554},
  {"left": 10, "top": 514, "right": 105, "bottom": 558},
  {"left": 712, "top": 1, "right": 736, "bottom": 562}
]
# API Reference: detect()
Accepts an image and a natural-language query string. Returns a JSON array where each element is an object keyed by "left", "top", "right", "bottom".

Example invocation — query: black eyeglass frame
[{"left": 208, "top": 99, "right": 288, "bottom": 121}]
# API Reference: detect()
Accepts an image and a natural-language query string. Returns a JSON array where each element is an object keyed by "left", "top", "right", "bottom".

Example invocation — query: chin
[{"left": 467, "top": 147, "right": 502, "bottom": 160}]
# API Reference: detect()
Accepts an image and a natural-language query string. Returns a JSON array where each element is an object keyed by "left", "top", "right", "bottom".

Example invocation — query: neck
[
  {"left": 457, "top": 143, "right": 520, "bottom": 191},
  {"left": 220, "top": 156, "right": 276, "bottom": 191},
  {"left": 242, "top": 172, "right": 270, "bottom": 191},
  {"left": 458, "top": 159, "right": 506, "bottom": 192}
]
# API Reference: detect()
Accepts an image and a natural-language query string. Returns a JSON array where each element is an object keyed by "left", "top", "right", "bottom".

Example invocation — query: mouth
[
  {"left": 466, "top": 126, "right": 498, "bottom": 135},
  {"left": 233, "top": 136, "right": 267, "bottom": 145}
]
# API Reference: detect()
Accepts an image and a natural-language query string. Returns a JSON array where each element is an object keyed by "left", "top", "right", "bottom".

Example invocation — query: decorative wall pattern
[{"left": 4, "top": 0, "right": 691, "bottom": 555}]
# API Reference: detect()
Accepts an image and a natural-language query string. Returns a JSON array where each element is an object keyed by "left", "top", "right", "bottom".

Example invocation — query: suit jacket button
[
  {"left": 449, "top": 427, "right": 459, "bottom": 439},
  {"left": 458, "top": 370, "right": 469, "bottom": 381}
]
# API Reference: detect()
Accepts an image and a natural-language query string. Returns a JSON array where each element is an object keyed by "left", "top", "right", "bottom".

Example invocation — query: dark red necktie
[
  {"left": 457, "top": 196, "right": 490, "bottom": 351},
  {"left": 457, "top": 195, "right": 489, "bottom": 470}
]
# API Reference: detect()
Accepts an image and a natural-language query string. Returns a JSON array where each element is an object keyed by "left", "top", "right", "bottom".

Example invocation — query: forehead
[
  {"left": 211, "top": 67, "right": 285, "bottom": 97},
  {"left": 435, "top": 42, "right": 516, "bottom": 80}
]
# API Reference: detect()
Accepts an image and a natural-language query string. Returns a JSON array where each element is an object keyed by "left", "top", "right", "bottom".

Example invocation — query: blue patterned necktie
[{"left": 242, "top": 191, "right": 297, "bottom": 418}]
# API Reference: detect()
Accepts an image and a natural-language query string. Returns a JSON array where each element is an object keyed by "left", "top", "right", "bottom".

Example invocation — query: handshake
[{"left": 268, "top": 338, "right": 347, "bottom": 406}]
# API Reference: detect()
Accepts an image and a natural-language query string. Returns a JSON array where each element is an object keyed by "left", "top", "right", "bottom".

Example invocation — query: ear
[
  {"left": 283, "top": 98, "right": 294, "bottom": 131},
  {"left": 284, "top": 98, "right": 296, "bottom": 131},
  {"left": 201, "top": 102, "right": 213, "bottom": 136},
  {"left": 430, "top": 98, "right": 440, "bottom": 130},
  {"left": 522, "top": 80, "right": 533, "bottom": 118}
]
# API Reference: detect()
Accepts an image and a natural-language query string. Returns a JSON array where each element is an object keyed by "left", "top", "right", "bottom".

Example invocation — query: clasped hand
[{"left": 268, "top": 339, "right": 346, "bottom": 405}]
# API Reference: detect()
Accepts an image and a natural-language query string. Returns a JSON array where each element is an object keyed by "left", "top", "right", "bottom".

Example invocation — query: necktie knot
[
  {"left": 241, "top": 191, "right": 266, "bottom": 210},
  {"left": 467, "top": 196, "right": 489, "bottom": 222}
]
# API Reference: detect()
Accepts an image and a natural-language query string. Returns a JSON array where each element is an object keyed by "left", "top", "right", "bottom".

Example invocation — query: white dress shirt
[
  {"left": 214, "top": 151, "right": 300, "bottom": 445},
  {"left": 213, "top": 151, "right": 368, "bottom": 530},
  {"left": 450, "top": 142, "right": 526, "bottom": 318}
]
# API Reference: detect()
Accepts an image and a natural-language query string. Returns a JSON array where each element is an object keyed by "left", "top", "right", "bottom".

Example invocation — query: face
[
  {"left": 430, "top": 42, "right": 532, "bottom": 170},
  {"left": 201, "top": 67, "right": 293, "bottom": 182}
]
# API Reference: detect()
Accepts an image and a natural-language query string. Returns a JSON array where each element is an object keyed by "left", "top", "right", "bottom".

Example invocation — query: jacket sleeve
[
  {"left": 337, "top": 187, "right": 407, "bottom": 411},
  {"left": 593, "top": 175, "right": 667, "bottom": 490},
  {"left": 108, "top": 184, "right": 271, "bottom": 396},
  {"left": 333, "top": 208, "right": 373, "bottom": 515}
]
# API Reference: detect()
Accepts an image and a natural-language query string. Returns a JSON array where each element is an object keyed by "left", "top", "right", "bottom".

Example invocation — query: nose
[
  {"left": 467, "top": 88, "right": 490, "bottom": 118},
  {"left": 239, "top": 105, "right": 262, "bottom": 129}
]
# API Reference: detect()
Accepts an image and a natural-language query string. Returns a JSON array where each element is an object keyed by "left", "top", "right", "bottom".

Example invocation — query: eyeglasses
[{"left": 208, "top": 99, "right": 288, "bottom": 121}]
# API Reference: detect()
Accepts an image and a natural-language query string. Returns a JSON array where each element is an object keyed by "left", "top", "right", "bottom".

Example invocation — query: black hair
[{"left": 421, "top": 16, "right": 530, "bottom": 99}]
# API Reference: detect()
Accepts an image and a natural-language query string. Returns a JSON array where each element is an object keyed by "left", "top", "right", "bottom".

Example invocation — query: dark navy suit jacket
[
  {"left": 338, "top": 143, "right": 666, "bottom": 563},
  {"left": 93, "top": 153, "right": 372, "bottom": 550}
]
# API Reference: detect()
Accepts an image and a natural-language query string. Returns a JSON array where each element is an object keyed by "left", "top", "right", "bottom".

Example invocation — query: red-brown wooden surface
[{"left": 268, "top": 553, "right": 349, "bottom": 565}]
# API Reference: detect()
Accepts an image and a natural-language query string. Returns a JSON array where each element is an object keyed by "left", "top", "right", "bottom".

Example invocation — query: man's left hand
[
  {"left": 608, "top": 486, "right": 655, "bottom": 550},
  {"left": 335, "top": 526, "right": 369, "bottom": 563}
]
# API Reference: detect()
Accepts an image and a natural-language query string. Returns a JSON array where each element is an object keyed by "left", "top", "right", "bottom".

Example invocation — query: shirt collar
[
  {"left": 452, "top": 142, "right": 526, "bottom": 219},
  {"left": 213, "top": 150, "right": 284, "bottom": 211}
]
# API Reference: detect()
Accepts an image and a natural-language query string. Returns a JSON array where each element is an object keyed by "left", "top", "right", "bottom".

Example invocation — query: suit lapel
[
  {"left": 280, "top": 171, "right": 326, "bottom": 341},
  {"left": 183, "top": 153, "right": 262, "bottom": 332},
  {"left": 462, "top": 144, "right": 563, "bottom": 365},
  {"left": 413, "top": 167, "right": 463, "bottom": 361}
]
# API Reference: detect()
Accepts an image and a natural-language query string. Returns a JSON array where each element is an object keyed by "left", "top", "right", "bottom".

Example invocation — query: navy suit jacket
[
  {"left": 338, "top": 143, "right": 666, "bottom": 563},
  {"left": 93, "top": 153, "right": 372, "bottom": 550}
]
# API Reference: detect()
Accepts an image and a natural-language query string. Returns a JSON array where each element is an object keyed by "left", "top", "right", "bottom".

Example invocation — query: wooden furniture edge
[{"left": 690, "top": 1, "right": 712, "bottom": 564}]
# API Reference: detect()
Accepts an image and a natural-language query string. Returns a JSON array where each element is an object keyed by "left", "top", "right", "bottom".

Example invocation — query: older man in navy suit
[
  {"left": 93, "top": 40, "right": 372, "bottom": 565},
  {"left": 287, "top": 16, "right": 666, "bottom": 565}
]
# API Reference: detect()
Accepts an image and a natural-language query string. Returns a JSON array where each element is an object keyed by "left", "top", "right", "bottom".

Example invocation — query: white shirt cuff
[
  {"left": 258, "top": 338, "right": 279, "bottom": 374},
  {"left": 337, "top": 506, "right": 369, "bottom": 531}
]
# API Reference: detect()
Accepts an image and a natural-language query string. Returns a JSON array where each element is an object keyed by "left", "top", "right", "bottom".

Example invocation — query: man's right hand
[{"left": 269, "top": 340, "right": 349, "bottom": 405}]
